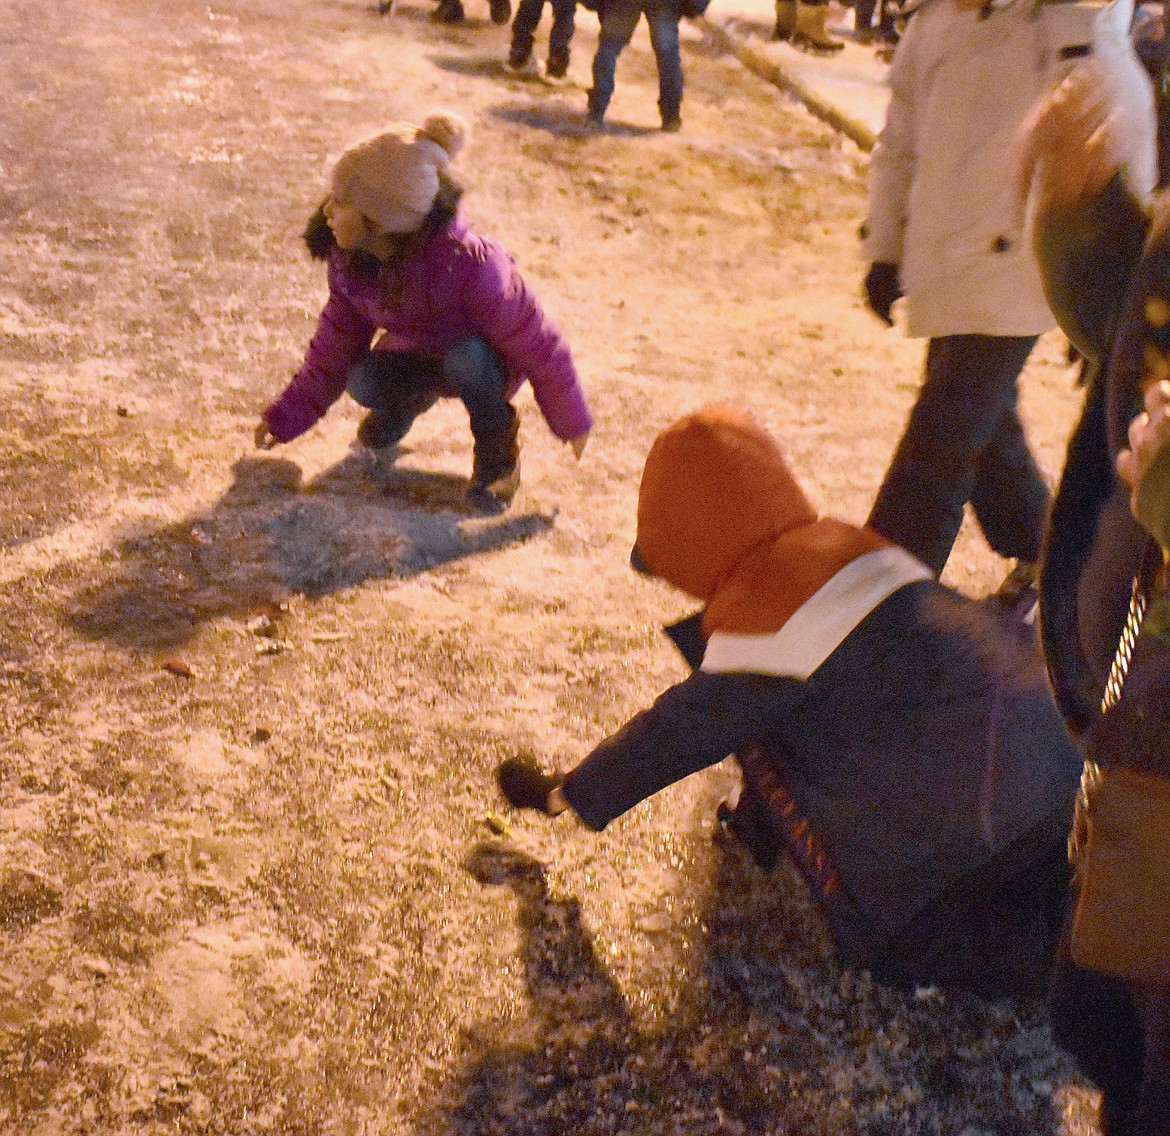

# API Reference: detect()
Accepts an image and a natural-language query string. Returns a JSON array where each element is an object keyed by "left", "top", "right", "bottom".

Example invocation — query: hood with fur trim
[{"left": 634, "top": 405, "right": 891, "bottom": 638}]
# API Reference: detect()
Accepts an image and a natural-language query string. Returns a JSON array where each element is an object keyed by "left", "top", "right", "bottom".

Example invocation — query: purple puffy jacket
[{"left": 263, "top": 214, "right": 593, "bottom": 444}]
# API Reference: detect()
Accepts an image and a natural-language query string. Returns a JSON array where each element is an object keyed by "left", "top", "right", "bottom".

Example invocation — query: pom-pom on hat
[{"left": 330, "top": 111, "right": 468, "bottom": 235}]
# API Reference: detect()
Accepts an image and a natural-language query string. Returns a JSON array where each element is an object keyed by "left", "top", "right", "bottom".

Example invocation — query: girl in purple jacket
[{"left": 254, "top": 112, "right": 592, "bottom": 510}]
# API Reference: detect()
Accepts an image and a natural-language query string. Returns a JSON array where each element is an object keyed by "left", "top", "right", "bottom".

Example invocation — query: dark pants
[
  {"left": 867, "top": 334, "right": 1050, "bottom": 575},
  {"left": 510, "top": 0, "right": 576, "bottom": 70},
  {"left": 1047, "top": 630, "right": 1170, "bottom": 1136},
  {"left": 345, "top": 336, "right": 513, "bottom": 451},
  {"left": 853, "top": 0, "right": 896, "bottom": 36},
  {"left": 874, "top": 835, "right": 1070, "bottom": 1000},
  {"left": 1051, "top": 941, "right": 1170, "bottom": 1135},
  {"left": 589, "top": 0, "right": 682, "bottom": 125}
]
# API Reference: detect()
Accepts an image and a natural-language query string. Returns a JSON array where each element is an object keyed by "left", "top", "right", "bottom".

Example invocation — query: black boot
[
  {"left": 357, "top": 409, "right": 409, "bottom": 450},
  {"left": 433, "top": 0, "right": 465, "bottom": 22},
  {"left": 468, "top": 405, "right": 521, "bottom": 511},
  {"left": 716, "top": 780, "right": 781, "bottom": 872},
  {"left": 356, "top": 389, "right": 439, "bottom": 450},
  {"left": 507, "top": 43, "right": 533, "bottom": 69},
  {"left": 546, "top": 48, "right": 569, "bottom": 79},
  {"left": 348, "top": 358, "right": 441, "bottom": 452}
]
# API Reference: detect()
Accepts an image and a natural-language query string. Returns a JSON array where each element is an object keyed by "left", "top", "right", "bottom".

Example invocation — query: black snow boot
[
  {"left": 433, "top": 0, "right": 465, "bottom": 22},
  {"left": 546, "top": 48, "right": 569, "bottom": 79},
  {"left": 716, "top": 780, "right": 781, "bottom": 873},
  {"left": 468, "top": 405, "right": 521, "bottom": 511}
]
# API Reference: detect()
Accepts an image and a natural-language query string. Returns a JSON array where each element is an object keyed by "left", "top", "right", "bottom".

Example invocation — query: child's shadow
[
  {"left": 426, "top": 839, "right": 1075, "bottom": 1134},
  {"left": 68, "top": 452, "right": 554, "bottom": 649},
  {"left": 443, "top": 841, "right": 819, "bottom": 1133}
]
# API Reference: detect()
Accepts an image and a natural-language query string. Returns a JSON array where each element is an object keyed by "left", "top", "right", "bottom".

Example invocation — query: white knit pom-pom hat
[{"left": 330, "top": 111, "right": 469, "bottom": 234}]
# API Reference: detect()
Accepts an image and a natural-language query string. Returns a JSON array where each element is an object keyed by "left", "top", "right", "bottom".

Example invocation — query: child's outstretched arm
[
  {"left": 259, "top": 258, "right": 379, "bottom": 445},
  {"left": 494, "top": 671, "right": 804, "bottom": 832}
]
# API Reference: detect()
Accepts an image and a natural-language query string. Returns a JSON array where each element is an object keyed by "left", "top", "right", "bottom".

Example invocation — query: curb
[{"left": 701, "top": 18, "right": 879, "bottom": 152}]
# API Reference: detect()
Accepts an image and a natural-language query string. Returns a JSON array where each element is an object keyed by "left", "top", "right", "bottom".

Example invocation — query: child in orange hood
[{"left": 498, "top": 404, "right": 1081, "bottom": 997}]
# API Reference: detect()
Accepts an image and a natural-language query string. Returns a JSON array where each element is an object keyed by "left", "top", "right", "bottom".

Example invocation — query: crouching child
[
  {"left": 497, "top": 404, "right": 1082, "bottom": 998},
  {"left": 255, "top": 111, "right": 592, "bottom": 511}
]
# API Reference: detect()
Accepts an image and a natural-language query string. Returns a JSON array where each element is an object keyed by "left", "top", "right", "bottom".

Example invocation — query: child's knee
[
  {"left": 442, "top": 337, "right": 503, "bottom": 397},
  {"left": 345, "top": 354, "right": 387, "bottom": 409}
]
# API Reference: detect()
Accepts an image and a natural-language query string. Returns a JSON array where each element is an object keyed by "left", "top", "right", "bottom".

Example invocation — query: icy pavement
[{"left": 701, "top": 0, "right": 891, "bottom": 149}]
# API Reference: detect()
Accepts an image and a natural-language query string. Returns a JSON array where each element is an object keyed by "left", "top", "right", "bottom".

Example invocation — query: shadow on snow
[
  {"left": 67, "top": 449, "right": 555, "bottom": 649},
  {"left": 417, "top": 839, "right": 1079, "bottom": 1136}
]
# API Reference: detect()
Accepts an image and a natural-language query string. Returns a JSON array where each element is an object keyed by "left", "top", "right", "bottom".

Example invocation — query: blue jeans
[
  {"left": 346, "top": 337, "right": 511, "bottom": 447},
  {"left": 510, "top": 0, "right": 576, "bottom": 69},
  {"left": 589, "top": 0, "right": 682, "bottom": 124}
]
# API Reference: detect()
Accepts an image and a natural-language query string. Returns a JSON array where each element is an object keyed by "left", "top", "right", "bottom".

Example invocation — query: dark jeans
[
  {"left": 874, "top": 834, "right": 1070, "bottom": 1000},
  {"left": 867, "top": 334, "right": 1050, "bottom": 575},
  {"left": 345, "top": 336, "right": 512, "bottom": 447},
  {"left": 589, "top": 0, "right": 682, "bottom": 123},
  {"left": 510, "top": 0, "right": 576, "bottom": 68},
  {"left": 1051, "top": 937, "right": 1170, "bottom": 1135}
]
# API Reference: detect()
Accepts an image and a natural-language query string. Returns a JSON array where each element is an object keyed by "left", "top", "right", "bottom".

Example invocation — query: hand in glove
[
  {"left": 864, "top": 262, "right": 902, "bottom": 326},
  {"left": 496, "top": 758, "right": 568, "bottom": 816}
]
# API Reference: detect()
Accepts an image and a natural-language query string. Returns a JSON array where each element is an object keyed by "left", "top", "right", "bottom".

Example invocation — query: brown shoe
[
  {"left": 792, "top": 1, "right": 845, "bottom": 51},
  {"left": 772, "top": 0, "right": 797, "bottom": 38}
]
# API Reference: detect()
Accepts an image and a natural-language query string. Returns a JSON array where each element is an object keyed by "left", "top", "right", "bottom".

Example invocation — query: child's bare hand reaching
[{"left": 254, "top": 420, "right": 279, "bottom": 451}]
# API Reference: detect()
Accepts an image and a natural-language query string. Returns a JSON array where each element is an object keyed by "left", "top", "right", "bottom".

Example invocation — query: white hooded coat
[{"left": 862, "top": 0, "right": 1112, "bottom": 339}]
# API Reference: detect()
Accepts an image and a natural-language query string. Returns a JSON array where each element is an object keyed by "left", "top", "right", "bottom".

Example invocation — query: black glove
[
  {"left": 864, "top": 261, "right": 902, "bottom": 326},
  {"left": 497, "top": 758, "right": 565, "bottom": 815}
]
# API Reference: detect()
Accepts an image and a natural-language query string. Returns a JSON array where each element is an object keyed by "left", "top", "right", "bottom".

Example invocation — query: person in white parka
[{"left": 860, "top": 0, "right": 1112, "bottom": 583}]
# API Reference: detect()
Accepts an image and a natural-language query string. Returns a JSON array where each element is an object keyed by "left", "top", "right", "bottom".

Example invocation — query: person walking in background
[
  {"left": 849, "top": 0, "right": 898, "bottom": 47},
  {"left": 860, "top": 0, "right": 1095, "bottom": 587},
  {"left": 254, "top": 112, "right": 592, "bottom": 512},
  {"left": 586, "top": 0, "right": 693, "bottom": 132},
  {"left": 772, "top": 0, "right": 844, "bottom": 52},
  {"left": 433, "top": 0, "right": 512, "bottom": 24},
  {"left": 506, "top": 0, "right": 577, "bottom": 79}
]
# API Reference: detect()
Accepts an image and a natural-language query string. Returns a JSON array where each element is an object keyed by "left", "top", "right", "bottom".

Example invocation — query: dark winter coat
[
  {"left": 1031, "top": 151, "right": 1170, "bottom": 1136},
  {"left": 262, "top": 212, "right": 592, "bottom": 445},
  {"left": 564, "top": 573, "right": 1081, "bottom": 980},
  {"left": 561, "top": 406, "right": 1081, "bottom": 991},
  {"left": 1036, "top": 176, "right": 1158, "bottom": 737}
]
